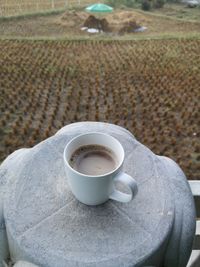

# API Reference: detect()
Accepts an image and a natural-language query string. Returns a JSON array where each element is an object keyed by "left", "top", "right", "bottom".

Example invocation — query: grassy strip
[
  {"left": 137, "top": 8, "right": 200, "bottom": 24},
  {"left": 0, "top": 2, "right": 92, "bottom": 21},
  {"left": 0, "top": 8, "right": 66, "bottom": 22},
  {"left": 1, "top": 32, "right": 200, "bottom": 42}
]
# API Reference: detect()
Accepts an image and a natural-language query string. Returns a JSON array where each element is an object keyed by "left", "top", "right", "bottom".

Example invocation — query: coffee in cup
[{"left": 69, "top": 145, "right": 118, "bottom": 176}]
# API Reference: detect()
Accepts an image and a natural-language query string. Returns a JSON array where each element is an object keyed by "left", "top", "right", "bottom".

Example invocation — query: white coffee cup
[{"left": 63, "top": 132, "right": 138, "bottom": 205}]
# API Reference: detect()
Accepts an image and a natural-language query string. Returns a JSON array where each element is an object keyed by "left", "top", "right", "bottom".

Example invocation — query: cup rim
[{"left": 63, "top": 132, "right": 124, "bottom": 178}]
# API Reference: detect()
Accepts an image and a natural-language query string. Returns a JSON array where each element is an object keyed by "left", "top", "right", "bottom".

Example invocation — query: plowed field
[{"left": 0, "top": 39, "right": 199, "bottom": 179}]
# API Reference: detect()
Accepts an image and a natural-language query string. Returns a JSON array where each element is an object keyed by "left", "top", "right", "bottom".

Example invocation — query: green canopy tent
[{"left": 85, "top": 3, "right": 113, "bottom": 13}]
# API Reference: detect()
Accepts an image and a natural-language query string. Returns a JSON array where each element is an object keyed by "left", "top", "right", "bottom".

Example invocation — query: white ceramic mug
[{"left": 63, "top": 132, "right": 138, "bottom": 205}]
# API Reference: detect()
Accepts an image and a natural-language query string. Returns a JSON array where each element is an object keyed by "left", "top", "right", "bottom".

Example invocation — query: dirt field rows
[{"left": 0, "top": 39, "right": 199, "bottom": 179}]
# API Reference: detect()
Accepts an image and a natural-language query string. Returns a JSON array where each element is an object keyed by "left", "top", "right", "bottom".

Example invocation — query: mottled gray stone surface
[
  {"left": 0, "top": 149, "right": 30, "bottom": 267},
  {"left": 0, "top": 199, "right": 8, "bottom": 267},
  {"left": 0, "top": 122, "right": 196, "bottom": 267},
  {"left": 13, "top": 261, "right": 39, "bottom": 267}
]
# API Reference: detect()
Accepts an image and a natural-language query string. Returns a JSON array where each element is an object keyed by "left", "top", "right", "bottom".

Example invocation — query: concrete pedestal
[
  {"left": 0, "top": 122, "right": 196, "bottom": 267},
  {"left": 13, "top": 261, "right": 39, "bottom": 267}
]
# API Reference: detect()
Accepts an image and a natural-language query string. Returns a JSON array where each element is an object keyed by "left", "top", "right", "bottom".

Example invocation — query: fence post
[
  {"left": 51, "top": 0, "right": 55, "bottom": 9},
  {"left": 36, "top": 1, "right": 39, "bottom": 11},
  {"left": 18, "top": 3, "right": 22, "bottom": 15},
  {"left": 65, "top": 0, "right": 68, "bottom": 8}
]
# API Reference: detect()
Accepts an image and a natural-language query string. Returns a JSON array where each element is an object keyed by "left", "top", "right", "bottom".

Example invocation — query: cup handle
[{"left": 109, "top": 172, "right": 138, "bottom": 203}]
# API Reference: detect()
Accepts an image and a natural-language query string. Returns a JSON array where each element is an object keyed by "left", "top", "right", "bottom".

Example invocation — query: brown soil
[
  {"left": 60, "top": 10, "right": 88, "bottom": 27},
  {"left": 83, "top": 15, "right": 110, "bottom": 32},
  {"left": 59, "top": 10, "right": 148, "bottom": 34},
  {"left": 104, "top": 10, "right": 149, "bottom": 33},
  {"left": 119, "top": 19, "right": 141, "bottom": 34},
  {"left": 107, "top": 10, "right": 151, "bottom": 25}
]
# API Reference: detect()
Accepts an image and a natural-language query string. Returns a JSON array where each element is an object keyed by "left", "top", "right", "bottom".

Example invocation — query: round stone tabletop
[{"left": 2, "top": 122, "right": 195, "bottom": 267}]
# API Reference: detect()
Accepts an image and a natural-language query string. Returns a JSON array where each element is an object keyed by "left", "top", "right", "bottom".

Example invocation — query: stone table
[{"left": 0, "top": 122, "right": 196, "bottom": 267}]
